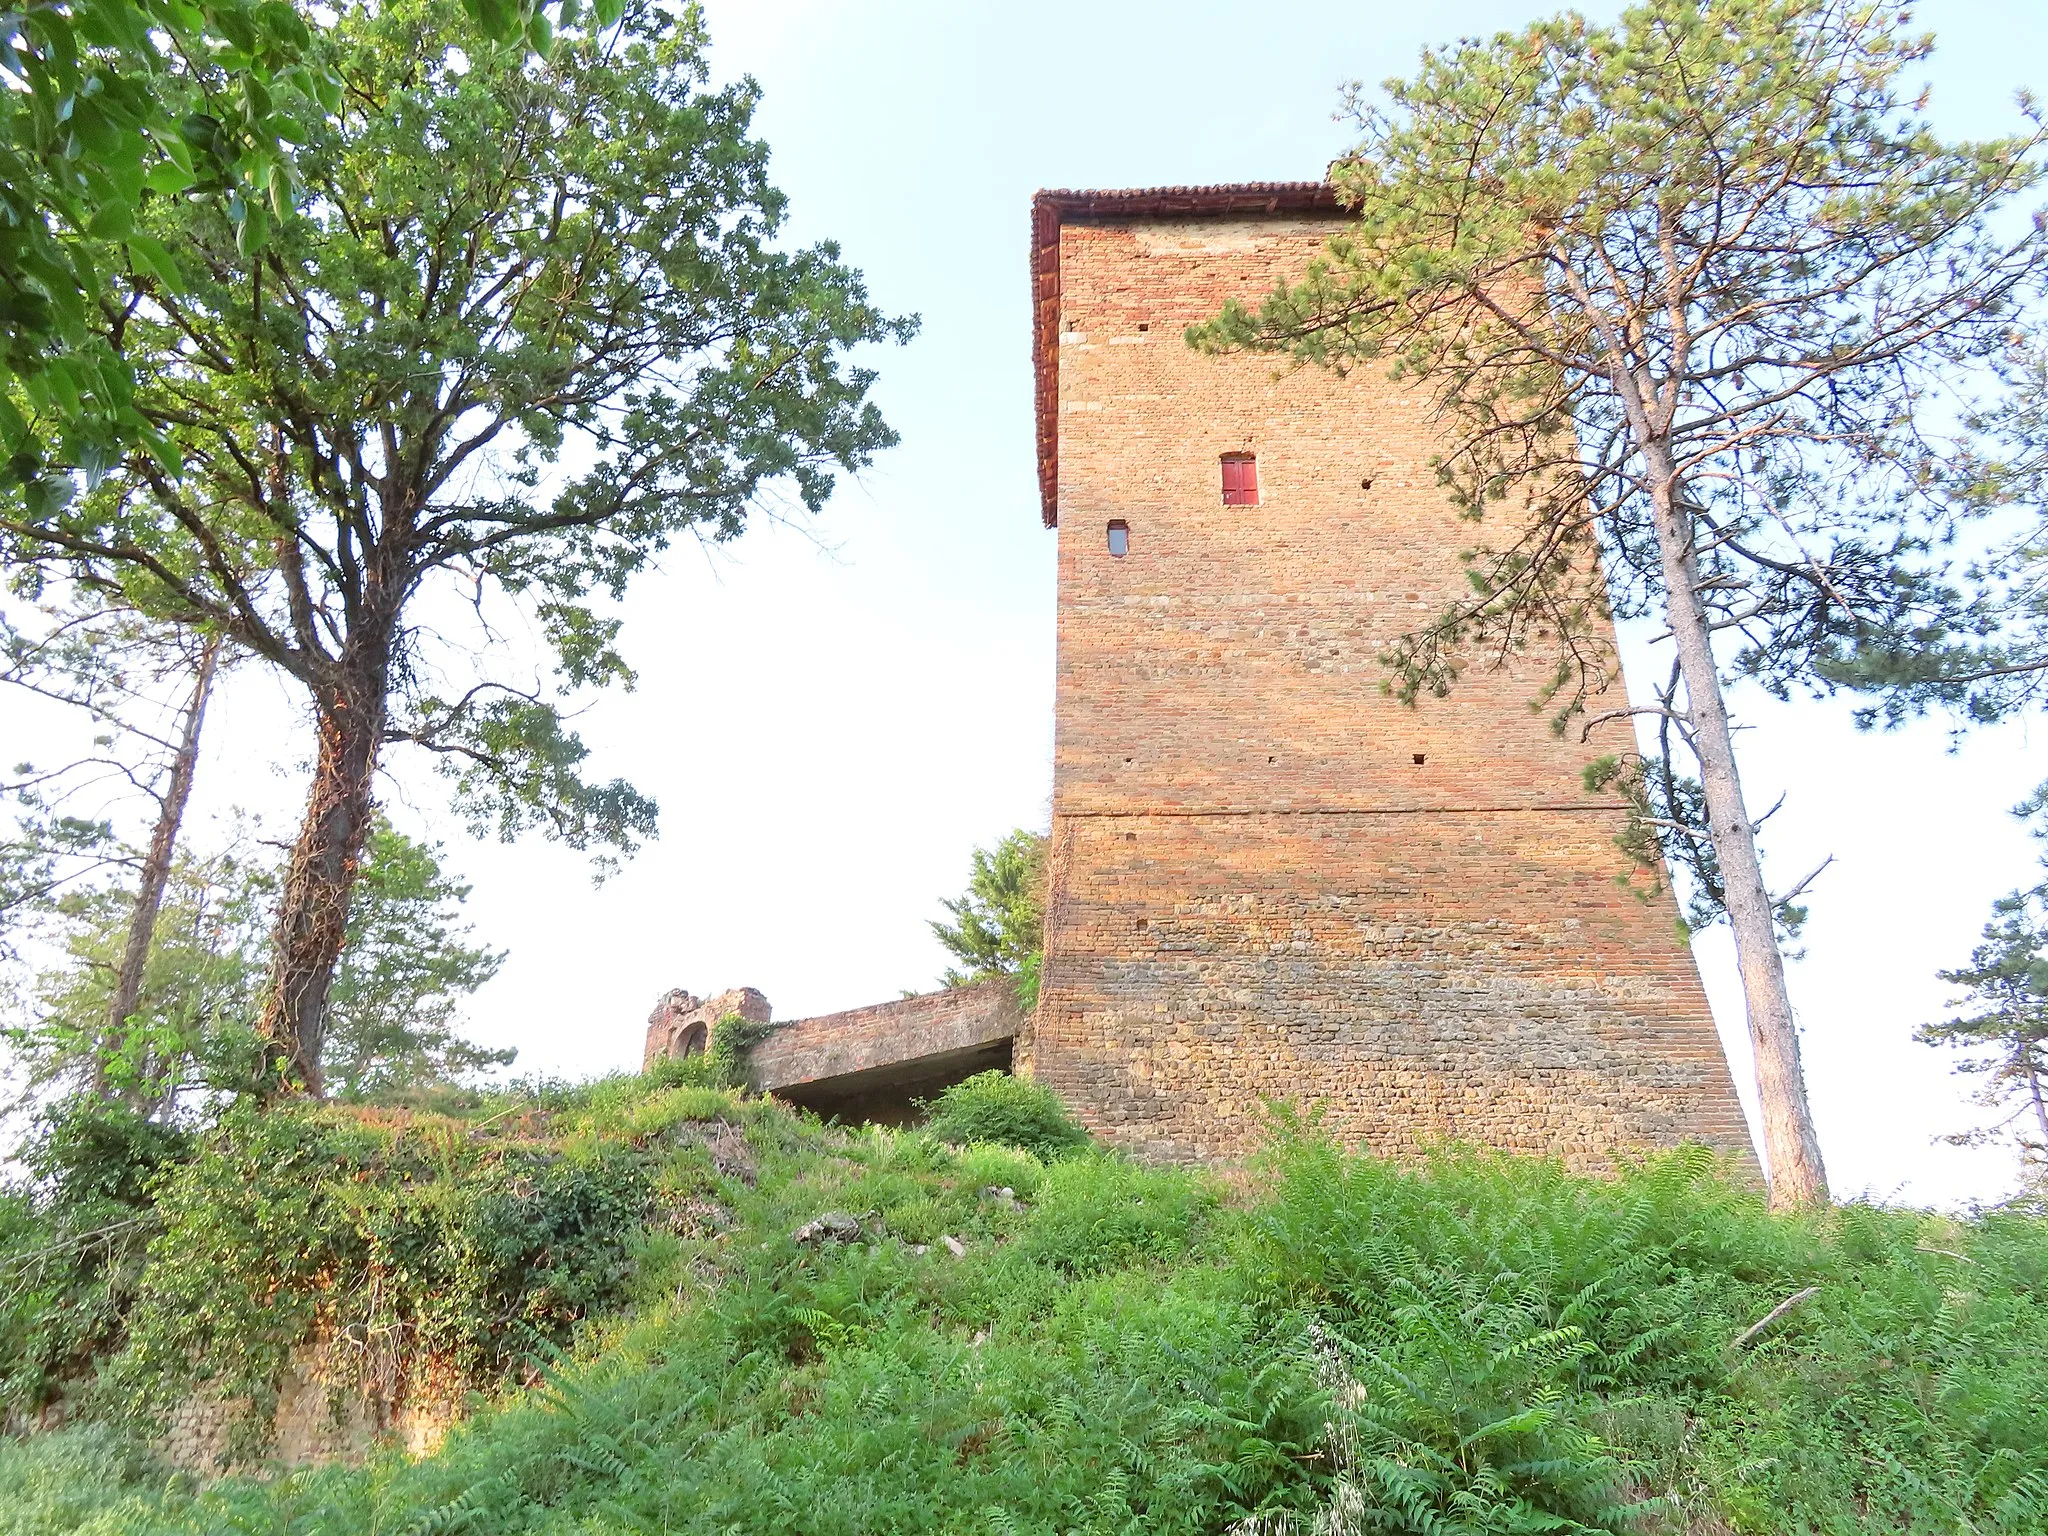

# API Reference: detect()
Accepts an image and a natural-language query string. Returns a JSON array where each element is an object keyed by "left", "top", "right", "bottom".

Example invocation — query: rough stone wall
[
  {"left": 644, "top": 986, "right": 773, "bottom": 1069},
  {"left": 1023, "top": 210, "right": 1753, "bottom": 1169},
  {"left": 160, "top": 1342, "right": 464, "bottom": 1472}
]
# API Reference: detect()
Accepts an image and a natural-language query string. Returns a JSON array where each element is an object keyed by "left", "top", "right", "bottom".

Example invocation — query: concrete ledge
[{"left": 748, "top": 981, "right": 1024, "bottom": 1122}]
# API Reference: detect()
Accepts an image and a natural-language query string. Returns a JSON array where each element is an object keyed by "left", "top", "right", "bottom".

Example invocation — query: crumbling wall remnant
[{"left": 642, "top": 986, "right": 772, "bottom": 1070}]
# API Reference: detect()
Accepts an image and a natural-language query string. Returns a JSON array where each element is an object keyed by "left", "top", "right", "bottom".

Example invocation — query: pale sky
[{"left": 7, "top": 0, "right": 2047, "bottom": 1206}]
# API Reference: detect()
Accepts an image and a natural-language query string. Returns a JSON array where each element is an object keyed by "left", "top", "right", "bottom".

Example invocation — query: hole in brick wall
[
  {"left": 1123, "top": 756, "right": 1133, "bottom": 765},
  {"left": 1138, "top": 322, "right": 1150, "bottom": 332},
  {"left": 1360, "top": 476, "right": 1374, "bottom": 490},
  {"left": 1267, "top": 755, "right": 1275, "bottom": 763},
  {"left": 1124, "top": 831, "right": 1137, "bottom": 842},
  {"left": 1135, "top": 917, "right": 1148, "bottom": 930},
  {"left": 1107, "top": 519, "right": 1129, "bottom": 557},
  {"left": 1413, "top": 753, "right": 1426, "bottom": 765}
]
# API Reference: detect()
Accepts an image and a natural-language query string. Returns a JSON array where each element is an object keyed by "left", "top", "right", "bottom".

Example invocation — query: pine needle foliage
[
  {"left": 932, "top": 829, "right": 1048, "bottom": 1010},
  {"left": 0, "top": 1087, "right": 2043, "bottom": 1535}
]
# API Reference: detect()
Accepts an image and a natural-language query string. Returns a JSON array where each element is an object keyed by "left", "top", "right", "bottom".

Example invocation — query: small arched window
[
  {"left": 678, "top": 1023, "right": 708, "bottom": 1059},
  {"left": 1221, "top": 453, "right": 1259, "bottom": 506},
  {"left": 1106, "top": 519, "right": 1129, "bottom": 557}
]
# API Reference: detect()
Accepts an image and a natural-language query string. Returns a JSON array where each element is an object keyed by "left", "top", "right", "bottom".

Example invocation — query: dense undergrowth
[{"left": 0, "top": 1067, "right": 2043, "bottom": 1535}]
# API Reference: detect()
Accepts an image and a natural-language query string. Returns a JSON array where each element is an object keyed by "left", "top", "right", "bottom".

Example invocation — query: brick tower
[{"left": 1016, "top": 184, "right": 1754, "bottom": 1168}]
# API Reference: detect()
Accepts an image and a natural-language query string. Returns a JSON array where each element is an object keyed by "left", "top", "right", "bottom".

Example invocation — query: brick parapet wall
[
  {"left": 749, "top": 981, "right": 1023, "bottom": 1094},
  {"left": 1027, "top": 207, "right": 1753, "bottom": 1170}
]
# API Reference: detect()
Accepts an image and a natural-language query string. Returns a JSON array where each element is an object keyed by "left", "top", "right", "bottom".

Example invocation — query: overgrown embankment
[{"left": 2, "top": 1068, "right": 2045, "bottom": 1534}]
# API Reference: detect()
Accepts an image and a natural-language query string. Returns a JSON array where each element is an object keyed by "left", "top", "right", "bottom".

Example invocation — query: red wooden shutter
[{"left": 1221, "top": 453, "right": 1258, "bottom": 506}]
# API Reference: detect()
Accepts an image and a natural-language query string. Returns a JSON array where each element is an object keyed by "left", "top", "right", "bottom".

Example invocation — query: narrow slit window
[
  {"left": 1221, "top": 453, "right": 1259, "bottom": 506},
  {"left": 1106, "top": 519, "right": 1129, "bottom": 557}
]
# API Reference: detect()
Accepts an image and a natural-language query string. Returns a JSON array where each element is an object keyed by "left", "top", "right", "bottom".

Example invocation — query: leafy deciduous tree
[
  {"left": 1, "top": 0, "right": 912, "bottom": 1093},
  {"left": 8, "top": 840, "right": 272, "bottom": 1116},
  {"left": 1192, "top": 0, "right": 2047, "bottom": 1206},
  {"left": 321, "top": 819, "right": 509, "bottom": 1102},
  {"left": 1, "top": 0, "right": 327, "bottom": 508},
  {"left": 6, "top": 816, "right": 506, "bottom": 1113},
  {"left": 1, "top": 0, "right": 582, "bottom": 504}
]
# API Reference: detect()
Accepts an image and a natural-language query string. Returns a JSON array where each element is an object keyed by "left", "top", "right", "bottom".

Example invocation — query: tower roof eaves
[{"left": 1029, "top": 183, "right": 1343, "bottom": 527}]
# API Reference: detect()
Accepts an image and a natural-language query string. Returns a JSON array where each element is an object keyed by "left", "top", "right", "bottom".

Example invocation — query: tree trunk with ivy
[{"left": 260, "top": 638, "right": 393, "bottom": 1096}]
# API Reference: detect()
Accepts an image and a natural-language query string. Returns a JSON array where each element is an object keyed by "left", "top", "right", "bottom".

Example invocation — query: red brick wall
[{"left": 1022, "top": 212, "right": 1753, "bottom": 1168}]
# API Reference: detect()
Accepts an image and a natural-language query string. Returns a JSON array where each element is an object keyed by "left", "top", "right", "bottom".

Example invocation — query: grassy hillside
[{"left": 1, "top": 1069, "right": 2045, "bottom": 1535}]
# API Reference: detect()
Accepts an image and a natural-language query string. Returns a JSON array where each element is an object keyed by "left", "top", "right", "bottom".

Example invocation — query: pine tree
[
  {"left": 931, "top": 829, "right": 1047, "bottom": 1009},
  {"left": 1192, "top": 0, "right": 2047, "bottom": 1206}
]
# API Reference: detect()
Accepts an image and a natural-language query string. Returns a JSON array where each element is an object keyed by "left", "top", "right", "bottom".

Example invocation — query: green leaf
[
  {"left": 178, "top": 113, "right": 223, "bottom": 158},
  {"left": 149, "top": 125, "right": 197, "bottom": 175},
  {"left": 233, "top": 201, "right": 269, "bottom": 257},
  {"left": 471, "top": 0, "right": 516, "bottom": 42},
  {"left": 125, "top": 235, "right": 185, "bottom": 291},
  {"left": 86, "top": 200, "right": 134, "bottom": 239},
  {"left": 214, "top": 5, "right": 258, "bottom": 55},
  {"left": 313, "top": 69, "right": 343, "bottom": 116},
  {"left": 23, "top": 473, "right": 77, "bottom": 517},
  {"left": 144, "top": 160, "right": 198, "bottom": 198},
  {"left": 257, "top": 0, "right": 313, "bottom": 50}
]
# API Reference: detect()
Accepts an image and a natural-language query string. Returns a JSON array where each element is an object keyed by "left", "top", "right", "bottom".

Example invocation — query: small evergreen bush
[{"left": 920, "top": 1070, "right": 1091, "bottom": 1160}]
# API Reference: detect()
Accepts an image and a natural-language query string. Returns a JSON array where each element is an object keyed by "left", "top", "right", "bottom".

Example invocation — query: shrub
[
  {"left": 921, "top": 1070, "right": 1091, "bottom": 1160},
  {"left": 0, "top": 1105, "right": 193, "bottom": 1418},
  {"left": 101, "top": 1102, "right": 660, "bottom": 1430},
  {"left": 1019, "top": 1154, "right": 1215, "bottom": 1274},
  {"left": 0, "top": 1424, "right": 170, "bottom": 1535}
]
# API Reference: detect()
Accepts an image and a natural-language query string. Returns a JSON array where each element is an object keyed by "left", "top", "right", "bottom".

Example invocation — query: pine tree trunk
[
  {"left": 99, "top": 637, "right": 221, "bottom": 1100},
  {"left": 1644, "top": 444, "right": 1830, "bottom": 1209},
  {"left": 2027, "top": 1059, "right": 2048, "bottom": 1176},
  {"left": 258, "top": 650, "right": 390, "bottom": 1097}
]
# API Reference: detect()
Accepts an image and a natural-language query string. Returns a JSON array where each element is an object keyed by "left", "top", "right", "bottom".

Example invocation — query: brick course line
[{"left": 1055, "top": 804, "right": 1635, "bottom": 819}]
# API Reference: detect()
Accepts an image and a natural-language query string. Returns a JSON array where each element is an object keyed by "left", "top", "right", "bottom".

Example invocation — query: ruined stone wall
[
  {"left": 1023, "top": 211, "right": 1752, "bottom": 1168},
  {"left": 160, "top": 1341, "right": 465, "bottom": 1473},
  {"left": 644, "top": 986, "right": 773, "bottom": 1070}
]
